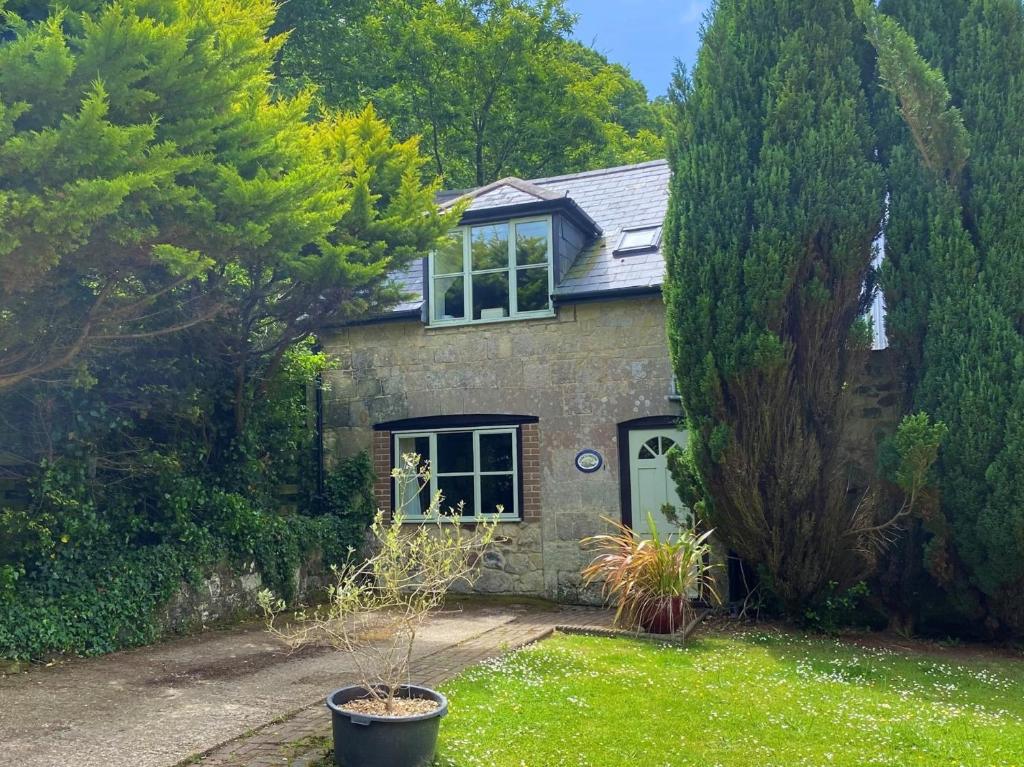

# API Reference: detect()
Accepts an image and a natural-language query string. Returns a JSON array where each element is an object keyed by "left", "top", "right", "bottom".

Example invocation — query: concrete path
[{"left": 0, "top": 602, "right": 612, "bottom": 767}]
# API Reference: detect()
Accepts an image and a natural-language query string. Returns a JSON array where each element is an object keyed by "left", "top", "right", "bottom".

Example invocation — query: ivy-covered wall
[{"left": 0, "top": 454, "right": 374, "bottom": 662}]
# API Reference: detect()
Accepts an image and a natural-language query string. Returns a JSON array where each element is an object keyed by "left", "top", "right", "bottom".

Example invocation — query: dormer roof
[
  {"left": 382, "top": 159, "right": 671, "bottom": 317},
  {"left": 440, "top": 176, "right": 562, "bottom": 211},
  {"left": 440, "top": 175, "right": 603, "bottom": 239}
]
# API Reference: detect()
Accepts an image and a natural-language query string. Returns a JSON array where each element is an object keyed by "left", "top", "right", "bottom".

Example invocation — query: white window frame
[
  {"left": 393, "top": 426, "right": 520, "bottom": 522},
  {"left": 428, "top": 216, "right": 555, "bottom": 327}
]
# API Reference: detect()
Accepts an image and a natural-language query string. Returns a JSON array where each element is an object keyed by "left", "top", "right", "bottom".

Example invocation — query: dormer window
[
  {"left": 614, "top": 225, "right": 662, "bottom": 256},
  {"left": 430, "top": 216, "right": 554, "bottom": 326}
]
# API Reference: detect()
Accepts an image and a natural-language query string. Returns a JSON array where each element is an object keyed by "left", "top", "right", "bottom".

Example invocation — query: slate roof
[
  {"left": 442, "top": 177, "right": 562, "bottom": 211},
  {"left": 538, "top": 160, "right": 669, "bottom": 298},
  {"left": 384, "top": 158, "right": 671, "bottom": 316}
]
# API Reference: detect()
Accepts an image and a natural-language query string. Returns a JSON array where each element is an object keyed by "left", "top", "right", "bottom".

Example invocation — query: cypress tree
[
  {"left": 664, "top": 0, "right": 886, "bottom": 614},
  {"left": 874, "top": 0, "right": 973, "bottom": 388},
  {"left": 871, "top": 0, "right": 1024, "bottom": 634},
  {"left": 880, "top": 0, "right": 971, "bottom": 73}
]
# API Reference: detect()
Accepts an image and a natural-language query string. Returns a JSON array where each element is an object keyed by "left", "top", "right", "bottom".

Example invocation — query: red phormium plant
[{"left": 581, "top": 513, "right": 719, "bottom": 635}]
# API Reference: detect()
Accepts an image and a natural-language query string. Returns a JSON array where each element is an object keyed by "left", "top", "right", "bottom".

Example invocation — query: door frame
[{"left": 617, "top": 416, "right": 683, "bottom": 529}]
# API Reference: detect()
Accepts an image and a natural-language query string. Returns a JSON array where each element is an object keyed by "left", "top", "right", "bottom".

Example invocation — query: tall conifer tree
[
  {"left": 876, "top": 0, "right": 1024, "bottom": 633},
  {"left": 664, "top": 0, "right": 886, "bottom": 613}
]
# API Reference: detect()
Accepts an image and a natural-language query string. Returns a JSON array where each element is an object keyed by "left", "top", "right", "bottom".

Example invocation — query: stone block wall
[
  {"left": 841, "top": 349, "right": 903, "bottom": 494},
  {"left": 321, "top": 296, "right": 684, "bottom": 602},
  {"left": 160, "top": 564, "right": 266, "bottom": 633},
  {"left": 160, "top": 557, "right": 331, "bottom": 634}
]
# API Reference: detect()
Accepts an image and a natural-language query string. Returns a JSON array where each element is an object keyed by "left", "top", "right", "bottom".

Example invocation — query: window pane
[
  {"left": 397, "top": 475, "right": 431, "bottom": 516},
  {"left": 397, "top": 436, "right": 431, "bottom": 468},
  {"left": 621, "top": 229, "right": 655, "bottom": 249},
  {"left": 433, "top": 276, "right": 465, "bottom": 321},
  {"left": 516, "top": 221, "right": 548, "bottom": 266},
  {"left": 396, "top": 436, "right": 431, "bottom": 516},
  {"left": 471, "top": 224, "right": 509, "bottom": 271},
  {"left": 435, "top": 231, "right": 464, "bottom": 275},
  {"left": 437, "top": 474, "right": 475, "bottom": 517},
  {"left": 437, "top": 431, "right": 473, "bottom": 473},
  {"left": 479, "top": 432, "right": 513, "bottom": 472},
  {"left": 480, "top": 474, "right": 515, "bottom": 516},
  {"left": 516, "top": 266, "right": 549, "bottom": 313},
  {"left": 472, "top": 271, "right": 509, "bottom": 320}
]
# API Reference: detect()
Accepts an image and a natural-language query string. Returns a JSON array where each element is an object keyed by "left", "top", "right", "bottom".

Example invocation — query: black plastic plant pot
[{"left": 326, "top": 684, "right": 448, "bottom": 767}]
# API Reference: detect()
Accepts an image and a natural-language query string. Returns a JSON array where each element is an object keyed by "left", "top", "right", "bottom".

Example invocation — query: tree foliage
[
  {"left": 0, "top": 0, "right": 450, "bottom": 424},
  {"left": 664, "top": 0, "right": 890, "bottom": 614},
  {"left": 868, "top": 0, "right": 1024, "bottom": 635},
  {"left": 271, "top": 0, "right": 667, "bottom": 187},
  {"left": 0, "top": 0, "right": 452, "bottom": 658}
]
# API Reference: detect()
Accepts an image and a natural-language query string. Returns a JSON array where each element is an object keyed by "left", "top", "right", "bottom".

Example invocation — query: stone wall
[
  {"left": 160, "top": 558, "right": 330, "bottom": 634},
  {"left": 321, "top": 296, "right": 684, "bottom": 602},
  {"left": 161, "top": 564, "right": 265, "bottom": 633},
  {"left": 841, "top": 349, "right": 903, "bottom": 493}
]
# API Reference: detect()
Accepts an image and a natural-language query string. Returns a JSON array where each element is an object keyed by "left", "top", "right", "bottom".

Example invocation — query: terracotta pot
[{"left": 640, "top": 596, "right": 685, "bottom": 634}]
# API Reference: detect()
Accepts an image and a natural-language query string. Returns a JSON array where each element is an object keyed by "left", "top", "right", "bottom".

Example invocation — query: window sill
[
  {"left": 398, "top": 516, "right": 523, "bottom": 525},
  {"left": 427, "top": 310, "right": 556, "bottom": 330}
]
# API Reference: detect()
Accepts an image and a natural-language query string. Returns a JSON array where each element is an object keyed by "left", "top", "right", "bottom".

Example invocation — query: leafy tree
[
  {"left": 272, "top": 0, "right": 666, "bottom": 186},
  {"left": 0, "top": 0, "right": 448, "bottom": 659},
  {"left": 270, "top": 0, "right": 381, "bottom": 107},
  {"left": 0, "top": 0, "right": 449, "bottom": 565},
  {"left": 0, "top": 0, "right": 228, "bottom": 389},
  {"left": 0, "top": 0, "right": 449, "bottom": 433},
  {"left": 208, "top": 105, "right": 449, "bottom": 436},
  {"left": 663, "top": 0, "right": 890, "bottom": 614},
  {"left": 866, "top": 0, "right": 1024, "bottom": 634},
  {"left": 868, "top": 0, "right": 973, "bottom": 389}
]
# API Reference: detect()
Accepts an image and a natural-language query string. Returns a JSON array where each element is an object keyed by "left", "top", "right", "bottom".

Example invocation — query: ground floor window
[{"left": 393, "top": 426, "right": 519, "bottom": 521}]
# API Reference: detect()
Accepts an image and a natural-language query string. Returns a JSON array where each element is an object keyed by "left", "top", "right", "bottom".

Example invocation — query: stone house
[
  {"left": 319, "top": 156, "right": 901, "bottom": 602},
  {"left": 319, "top": 158, "right": 705, "bottom": 602}
]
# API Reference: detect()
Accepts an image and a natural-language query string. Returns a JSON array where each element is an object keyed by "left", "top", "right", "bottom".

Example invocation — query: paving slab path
[{"left": 0, "top": 602, "right": 612, "bottom": 767}]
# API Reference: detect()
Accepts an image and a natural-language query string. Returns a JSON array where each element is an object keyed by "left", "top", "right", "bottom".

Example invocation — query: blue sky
[{"left": 565, "top": 0, "right": 711, "bottom": 98}]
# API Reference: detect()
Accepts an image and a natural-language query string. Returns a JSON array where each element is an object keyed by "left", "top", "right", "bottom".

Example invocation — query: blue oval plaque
[{"left": 575, "top": 449, "right": 603, "bottom": 474}]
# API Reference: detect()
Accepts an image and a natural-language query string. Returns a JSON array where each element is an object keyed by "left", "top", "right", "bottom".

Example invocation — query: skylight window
[{"left": 614, "top": 226, "right": 662, "bottom": 256}]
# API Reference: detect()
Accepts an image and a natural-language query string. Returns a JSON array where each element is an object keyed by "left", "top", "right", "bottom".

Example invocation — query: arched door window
[{"left": 638, "top": 436, "right": 677, "bottom": 460}]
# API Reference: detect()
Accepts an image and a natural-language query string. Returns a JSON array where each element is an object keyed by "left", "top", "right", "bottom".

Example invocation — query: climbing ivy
[{"left": 0, "top": 452, "right": 375, "bottom": 661}]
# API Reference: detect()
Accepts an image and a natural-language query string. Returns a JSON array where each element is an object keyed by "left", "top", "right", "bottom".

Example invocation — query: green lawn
[{"left": 434, "top": 631, "right": 1024, "bottom": 767}]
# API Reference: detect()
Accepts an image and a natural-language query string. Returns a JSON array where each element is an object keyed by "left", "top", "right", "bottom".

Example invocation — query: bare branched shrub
[{"left": 259, "top": 454, "right": 498, "bottom": 713}]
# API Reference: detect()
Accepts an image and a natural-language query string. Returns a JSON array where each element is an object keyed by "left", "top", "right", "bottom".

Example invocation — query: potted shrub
[
  {"left": 581, "top": 512, "right": 718, "bottom": 636},
  {"left": 259, "top": 456, "right": 497, "bottom": 767}
]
